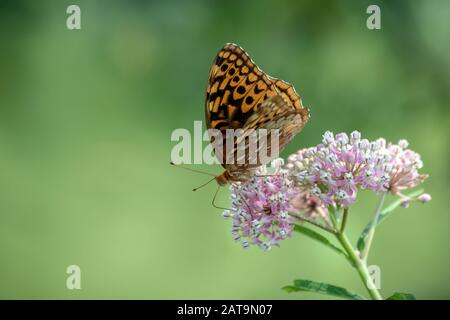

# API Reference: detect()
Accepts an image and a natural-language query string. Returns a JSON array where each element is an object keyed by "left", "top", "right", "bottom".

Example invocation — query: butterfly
[{"left": 205, "top": 43, "right": 310, "bottom": 186}]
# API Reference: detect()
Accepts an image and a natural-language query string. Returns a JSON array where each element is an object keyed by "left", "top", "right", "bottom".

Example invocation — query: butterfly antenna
[
  {"left": 192, "top": 176, "right": 216, "bottom": 192},
  {"left": 169, "top": 162, "right": 216, "bottom": 177}
]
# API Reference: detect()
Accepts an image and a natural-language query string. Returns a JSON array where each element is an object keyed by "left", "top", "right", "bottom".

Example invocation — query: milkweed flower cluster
[
  {"left": 286, "top": 131, "right": 429, "bottom": 208},
  {"left": 223, "top": 161, "right": 297, "bottom": 251},
  {"left": 223, "top": 131, "right": 430, "bottom": 250}
]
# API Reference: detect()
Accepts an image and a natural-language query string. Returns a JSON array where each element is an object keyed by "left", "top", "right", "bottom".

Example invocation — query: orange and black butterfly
[{"left": 205, "top": 43, "right": 310, "bottom": 186}]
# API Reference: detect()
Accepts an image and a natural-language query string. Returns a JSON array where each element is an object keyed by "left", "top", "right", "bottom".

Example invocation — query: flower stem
[
  {"left": 335, "top": 231, "right": 383, "bottom": 300},
  {"left": 340, "top": 208, "right": 349, "bottom": 233},
  {"left": 361, "top": 192, "right": 386, "bottom": 262},
  {"left": 330, "top": 208, "right": 383, "bottom": 300}
]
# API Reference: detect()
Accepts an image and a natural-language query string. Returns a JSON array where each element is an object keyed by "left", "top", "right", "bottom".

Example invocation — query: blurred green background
[{"left": 0, "top": 0, "right": 449, "bottom": 299}]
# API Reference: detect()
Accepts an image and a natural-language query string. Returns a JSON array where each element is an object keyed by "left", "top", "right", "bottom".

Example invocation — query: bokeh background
[{"left": 0, "top": 0, "right": 449, "bottom": 299}]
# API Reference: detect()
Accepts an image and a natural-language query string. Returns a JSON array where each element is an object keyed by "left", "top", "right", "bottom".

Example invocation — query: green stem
[
  {"left": 330, "top": 208, "right": 383, "bottom": 300},
  {"left": 340, "top": 208, "right": 349, "bottom": 233},
  {"left": 336, "top": 232, "right": 383, "bottom": 300},
  {"left": 361, "top": 192, "right": 387, "bottom": 262}
]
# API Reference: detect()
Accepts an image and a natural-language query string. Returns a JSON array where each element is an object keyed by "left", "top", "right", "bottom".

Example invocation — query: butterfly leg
[{"left": 211, "top": 185, "right": 232, "bottom": 211}]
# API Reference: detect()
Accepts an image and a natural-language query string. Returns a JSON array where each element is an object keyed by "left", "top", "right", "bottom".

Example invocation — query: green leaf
[
  {"left": 386, "top": 292, "right": 416, "bottom": 300},
  {"left": 293, "top": 225, "right": 353, "bottom": 265},
  {"left": 357, "top": 189, "right": 424, "bottom": 252},
  {"left": 283, "top": 279, "right": 366, "bottom": 300}
]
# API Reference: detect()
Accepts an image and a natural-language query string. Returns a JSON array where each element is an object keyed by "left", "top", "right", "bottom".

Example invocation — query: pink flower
[
  {"left": 289, "top": 189, "right": 330, "bottom": 223},
  {"left": 224, "top": 164, "right": 296, "bottom": 250},
  {"left": 287, "top": 131, "right": 429, "bottom": 208},
  {"left": 223, "top": 132, "right": 430, "bottom": 250},
  {"left": 384, "top": 140, "right": 428, "bottom": 193}
]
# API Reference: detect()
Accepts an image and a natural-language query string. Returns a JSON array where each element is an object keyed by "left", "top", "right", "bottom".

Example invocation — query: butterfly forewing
[{"left": 205, "top": 43, "right": 310, "bottom": 179}]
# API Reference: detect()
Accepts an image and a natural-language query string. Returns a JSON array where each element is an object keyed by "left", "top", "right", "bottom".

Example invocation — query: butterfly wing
[
  {"left": 205, "top": 43, "right": 310, "bottom": 175},
  {"left": 226, "top": 95, "right": 309, "bottom": 175},
  {"left": 241, "top": 94, "right": 309, "bottom": 151}
]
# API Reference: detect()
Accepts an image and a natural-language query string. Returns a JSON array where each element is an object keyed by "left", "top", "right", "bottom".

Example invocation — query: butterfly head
[{"left": 215, "top": 170, "right": 232, "bottom": 186}]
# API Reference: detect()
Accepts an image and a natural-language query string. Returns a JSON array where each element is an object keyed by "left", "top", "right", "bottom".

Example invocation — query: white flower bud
[
  {"left": 223, "top": 210, "right": 233, "bottom": 219},
  {"left": 322, "top": 131, "right": 335, "bottom": 145},
  {"left": 279, "top": 211, "right": 289, "bottom": 219},
  {"left": 398, "top": 139, "right": 409, "bottom": 149},
  {"left": 344, "top": 172, "right": 353, "bottom": 182},
  {"left": 261, "top": 242, "right": 272, "bottom": 251},
  {"left": 400, "top": 199, "right": 410, "bottom": 208},
  {"left": 417, "top": 193, "right": 432, "bottom": 204},
  {"left": 311, "top": 185, "right": 322, "bottom": 196},
  {"left": 271, "top": 158, "right": 285, "bottom": 169},
  {"left": 376, "top": 138, "right": 387, "bottom": 149},
  {"left": 358, "top": 139, "right": 370, "bottom": 149},
  {"left": 335, "top": 189, "right": 348, "bottom": 201},
  {"left": 350, "top": 131, "right": 361, "bottom": 144}
]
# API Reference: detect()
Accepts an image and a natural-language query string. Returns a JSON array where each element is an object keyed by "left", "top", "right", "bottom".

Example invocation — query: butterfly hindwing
[{"left": 226, "top": 95, "right": 308, "bottom": 173}]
